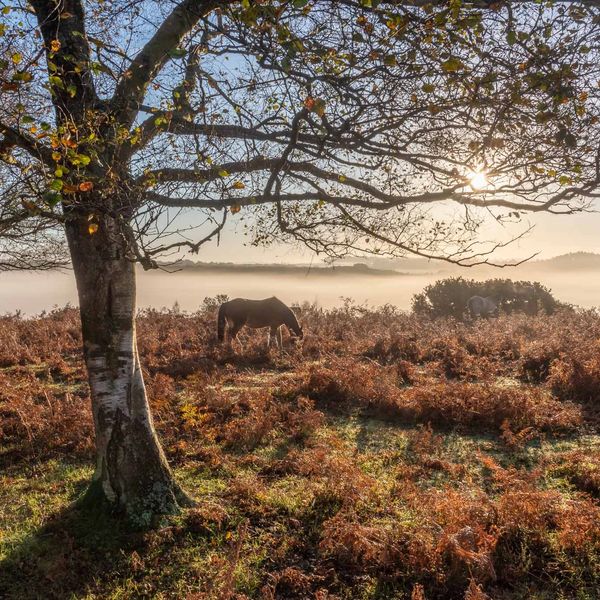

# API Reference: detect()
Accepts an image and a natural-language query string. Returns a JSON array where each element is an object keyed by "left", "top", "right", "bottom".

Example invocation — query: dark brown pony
[{"left": 217, "top": 297, "right": 303, "bottom": 349}]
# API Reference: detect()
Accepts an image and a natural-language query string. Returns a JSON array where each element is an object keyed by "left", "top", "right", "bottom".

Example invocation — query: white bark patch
[
  {"left": 85, "top": 332, "right": 135, "bottom": 463},
  {"left": 102, "top": 476, "right": 117, "bottom": 502}
]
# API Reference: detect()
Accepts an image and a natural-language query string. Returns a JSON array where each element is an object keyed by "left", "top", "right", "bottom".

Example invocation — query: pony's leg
[
  {"left": 268, "top": 326, "right": 278, "bottom": 350},
  {"left": 230, "top": 323, "right": 244, "bottom": 353},
  {"left": 277, "top": 326, "right": 283, "bottom": 350},
  {"left": 236, "top": 335, "right": 245, "bottom": 353}
]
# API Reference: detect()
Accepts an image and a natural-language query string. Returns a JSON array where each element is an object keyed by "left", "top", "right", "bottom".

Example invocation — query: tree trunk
[{"left": 65, "top": 212, "right": 192, "bottom": 525}]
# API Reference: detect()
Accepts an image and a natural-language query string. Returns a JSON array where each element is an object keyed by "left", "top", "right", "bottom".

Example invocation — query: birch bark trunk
[{"left": 66, "top": 211, "right": 192, "bottom": 525}]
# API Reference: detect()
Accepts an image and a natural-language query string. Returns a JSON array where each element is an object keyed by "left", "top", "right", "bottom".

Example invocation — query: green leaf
[
  {"left": 12, "top": 71, "right": 33, "bottom": 83},
  {"left": 313, "top": 98, "right": 326, "bottom": 117},
  {"left": 168, "top": 48, "right": 187, "bottom": 59},
  {"left": 43, "top": 190, "right": 62, "bottom": 206},
  {"left": 49, "top": 179, "right": 64, "bottom": 191},
  {"left": 70, "top": 153, "right": 91, "bottom": 166},
  {"left": 49, "top": 75, "right": 65, "bottom": 89},
  {"left": 506, "top": 30, "right": 517, "bottom": 46},
  {"left": 422, "top": 83, "right": 436, "bottom": 93},
  {"left": 441, "top": 57, "right": 464, "bottom": 72}
]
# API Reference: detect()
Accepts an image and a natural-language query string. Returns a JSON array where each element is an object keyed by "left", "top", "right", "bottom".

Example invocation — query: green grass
[{"left": 1, "top": 416, "right": 599, "bottom": 600}]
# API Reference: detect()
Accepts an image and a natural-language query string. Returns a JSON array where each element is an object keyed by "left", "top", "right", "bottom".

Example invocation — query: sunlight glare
[{"left": 469, "top": 170, "right": 488, "bottom": 190}]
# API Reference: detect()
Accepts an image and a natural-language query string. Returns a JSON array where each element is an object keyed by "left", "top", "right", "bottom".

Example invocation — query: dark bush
[{"left": 412, "top": 277, "right": 563, "bottom": 320}]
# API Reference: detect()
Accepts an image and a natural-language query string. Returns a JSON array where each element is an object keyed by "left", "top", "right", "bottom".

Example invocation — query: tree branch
[
  {"left": 0, "top": 122, "right": 54, "bottom": 167},
  {"left": 111, "top": 0, "right": 225, "bottom": 127}
]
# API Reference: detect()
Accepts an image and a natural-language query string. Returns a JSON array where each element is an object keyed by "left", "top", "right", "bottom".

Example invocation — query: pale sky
[{"left": 172, "top": 202, "right": 600, "bottom": 265}]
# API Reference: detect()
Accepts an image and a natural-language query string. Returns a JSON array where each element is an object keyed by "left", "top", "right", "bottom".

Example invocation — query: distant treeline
[{"left": 156, "top": 262, "right": 401, "bottom": 277}]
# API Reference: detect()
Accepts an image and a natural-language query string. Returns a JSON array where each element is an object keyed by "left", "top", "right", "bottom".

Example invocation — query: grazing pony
[
  {"left": 467, "top": 295, "right": 499, "bottom": 319},
  {"left": 217, "top": 297, "right": 303, "bottom": 349}
]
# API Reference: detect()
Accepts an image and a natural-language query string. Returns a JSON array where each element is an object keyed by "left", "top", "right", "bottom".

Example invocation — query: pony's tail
[{"left": 217, "top": 303, "right": 226, "bottom": 342}]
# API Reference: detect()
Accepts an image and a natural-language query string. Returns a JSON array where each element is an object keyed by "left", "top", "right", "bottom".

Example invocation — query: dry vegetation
[{"left": 1, "top": 300, "right": 600, "bottom": 599}]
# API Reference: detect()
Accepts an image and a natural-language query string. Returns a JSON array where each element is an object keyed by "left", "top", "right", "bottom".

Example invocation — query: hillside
[
  {"left": 524, "top": 252, "right": 600, "bottom": 271},
  {"left": 164, "top": 252, "right": 600, "bottom": 277}
]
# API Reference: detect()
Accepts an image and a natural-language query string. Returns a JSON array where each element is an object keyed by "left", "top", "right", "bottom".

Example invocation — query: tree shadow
[{"left": 0, "top": 495, "right": 145, "bottom": 600}]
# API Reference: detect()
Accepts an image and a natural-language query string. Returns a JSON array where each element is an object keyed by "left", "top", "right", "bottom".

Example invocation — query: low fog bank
[{"left": 2, "top": 264, "right": 600, "bottom": 315}]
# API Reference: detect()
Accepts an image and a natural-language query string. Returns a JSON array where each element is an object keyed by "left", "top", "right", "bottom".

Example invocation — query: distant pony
[
  {"left": 217, "top": 297, "right": 303, "bottom": 349},
  {"left": 467, "top": 295, "right": 499, "bottom": 319}
]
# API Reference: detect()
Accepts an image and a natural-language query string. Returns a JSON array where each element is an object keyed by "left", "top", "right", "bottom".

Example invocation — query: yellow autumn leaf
[
  {"left": 50, "top": 39, "right": 61, "bottom": 53},
  {"left": 88, "top": 222, "right": 99, "bottom": 235},
  {"left": 231, "top": 181, "right": 245, "bottom": 190},
  {"left": 11, "top": 52, "right": 22, "bottom": 65}
]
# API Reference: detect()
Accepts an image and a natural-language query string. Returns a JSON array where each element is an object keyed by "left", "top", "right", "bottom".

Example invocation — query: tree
[
  {"left": 411, "top": 277, "right": 561, "bottom": 319},
  {"left": 1, "top": 0, "right": 598, "bottom": 523}
]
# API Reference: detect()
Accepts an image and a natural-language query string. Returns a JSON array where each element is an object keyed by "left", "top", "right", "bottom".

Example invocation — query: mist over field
[{"left": 3, "top": 254, "right": 600, "bottom": 314}]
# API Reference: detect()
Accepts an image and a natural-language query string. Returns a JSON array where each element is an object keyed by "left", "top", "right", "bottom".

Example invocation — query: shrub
[
  {"left": 412, "top": 277, "right": 562, "bottom": 319},
  {"left": 549, "top": 349, "right": 600, "bottom": 405},
  {"left": 520, "top": 344, "right": 559, "bottom": 383},
  {"left": 293, "top": 358, "right": 581, "bottom": 434}
]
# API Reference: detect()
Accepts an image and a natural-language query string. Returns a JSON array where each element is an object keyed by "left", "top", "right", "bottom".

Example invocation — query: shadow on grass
[
  {"left": 0, "top": 498, "right": 144, "bottom": 600},
  {"left": 148, "top": 347, "right": 301, "bottom": 379}
]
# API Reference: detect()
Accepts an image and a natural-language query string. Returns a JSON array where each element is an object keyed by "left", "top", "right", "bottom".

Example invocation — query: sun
[{"left": 468, "top": 170, "right": 488, "bottom": 190}]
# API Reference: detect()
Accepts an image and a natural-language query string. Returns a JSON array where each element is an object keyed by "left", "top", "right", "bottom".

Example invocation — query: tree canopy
[{"left": 1, "top": 0, "right": 599, "bottom": 269}]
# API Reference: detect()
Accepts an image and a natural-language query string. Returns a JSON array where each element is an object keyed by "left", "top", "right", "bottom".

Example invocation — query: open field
[{"left": 1, "top": 302, "right": 600, "bottom": 599}]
